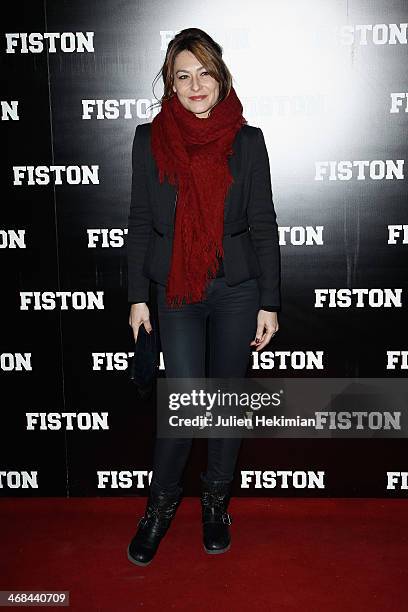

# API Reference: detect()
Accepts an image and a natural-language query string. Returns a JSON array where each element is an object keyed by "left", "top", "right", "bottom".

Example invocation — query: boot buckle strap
[{"left": 222, "top": 513, "right": 232, "bottom": 525}]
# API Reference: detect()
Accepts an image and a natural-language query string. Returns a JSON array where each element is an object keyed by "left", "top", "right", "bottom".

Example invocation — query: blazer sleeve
[
  {"left": 247, "top": 127, "right": 281, "bottom": 310},
  {"left": 127, "top": 124, "right": 153, "bottom": 304}
]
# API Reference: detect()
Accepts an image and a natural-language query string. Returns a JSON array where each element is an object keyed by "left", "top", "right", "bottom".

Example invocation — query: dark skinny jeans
[{"left": 150, "top": 276, "right": 260, "bottom": 493}]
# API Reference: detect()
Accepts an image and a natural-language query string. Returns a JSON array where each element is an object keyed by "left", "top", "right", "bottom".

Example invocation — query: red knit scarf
[{"left": 150, "top": 86, "right": 247, "bottom": 307}]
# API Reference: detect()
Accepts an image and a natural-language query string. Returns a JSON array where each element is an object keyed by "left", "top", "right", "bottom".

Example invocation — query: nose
[{"left": 190, "top": 75, "right": 201, "bottom": 92}]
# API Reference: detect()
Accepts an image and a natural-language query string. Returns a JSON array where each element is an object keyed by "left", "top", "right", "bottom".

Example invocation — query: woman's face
[{"left": 172, "top": 49, "right": 220, "bottom": 119}]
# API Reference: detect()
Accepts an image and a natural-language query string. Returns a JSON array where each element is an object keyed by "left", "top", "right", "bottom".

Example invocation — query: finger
[
  {"left": 254, "top": 330, "right": 277, "bottom": 351},
  {"left": 143, "top": 320, "right": 153, "bottom": 334},
  {"left": 250, "top": 332, "right": 265, "bottom": 347},
  {"left": 251, "top": 324, "right": 265, "bottom": 343},
  {"left": 255, "top": 339, "right": 269, "bottom": 351}
]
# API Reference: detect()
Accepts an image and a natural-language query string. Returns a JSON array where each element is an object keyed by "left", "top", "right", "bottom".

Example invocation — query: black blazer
[{"left": 127, "top": 122, "right": 281, "bottom": 310}]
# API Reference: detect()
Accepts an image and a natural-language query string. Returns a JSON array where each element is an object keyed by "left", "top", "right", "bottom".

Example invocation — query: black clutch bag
[{"left": 128, "top": 323, "right": 160, "bottom": 399}]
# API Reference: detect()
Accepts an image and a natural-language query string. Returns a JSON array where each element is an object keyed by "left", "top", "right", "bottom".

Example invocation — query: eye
[{"left": 176, "top": 71, "right": 209, "bottom": 80}]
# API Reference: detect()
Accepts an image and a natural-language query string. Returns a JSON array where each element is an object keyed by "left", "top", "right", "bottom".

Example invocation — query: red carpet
[{"left": 1, "top": 498, "right": 407, "bottom": 611}]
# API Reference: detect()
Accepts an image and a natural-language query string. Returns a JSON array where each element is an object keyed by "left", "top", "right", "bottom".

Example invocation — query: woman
[{"left": 127, "top": 28, "right": 281, "bottom": 566}]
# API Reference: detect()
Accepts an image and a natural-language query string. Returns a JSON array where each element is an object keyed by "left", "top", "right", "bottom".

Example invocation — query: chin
[
  {"left": 185, "top": 105, "right": 206, "bottom": 116},
  {"left": 189, "top": 102, "right": 214, "bottom": 115},
  {"left": 194, "top": 107, "right": 211, "bottom": 115}
]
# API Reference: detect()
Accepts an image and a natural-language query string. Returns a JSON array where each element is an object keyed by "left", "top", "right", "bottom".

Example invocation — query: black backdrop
[{"left": 1, "top": 0, "right": 407, "bottom": 497}]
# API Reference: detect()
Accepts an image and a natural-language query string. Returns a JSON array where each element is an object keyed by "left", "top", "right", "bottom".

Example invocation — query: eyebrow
[{"left": 176, "top": 66, "right": 205, "bottom": 74}]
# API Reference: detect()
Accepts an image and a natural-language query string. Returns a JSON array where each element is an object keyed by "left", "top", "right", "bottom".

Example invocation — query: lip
[{"left": 189, "top": 95, "right": 207, "bottom": 101}]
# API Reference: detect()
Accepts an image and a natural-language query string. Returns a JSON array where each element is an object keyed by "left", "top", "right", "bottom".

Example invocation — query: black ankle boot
[
  {"left": 200, "top": 473, "right": 233, "bottom": 554},
  {"left": 127, "top": 484, "right": 182, "bottom": 566}
]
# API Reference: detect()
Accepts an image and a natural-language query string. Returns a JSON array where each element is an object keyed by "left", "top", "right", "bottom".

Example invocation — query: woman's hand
[
  {"left": 250, "top": 310, "right": 279, "bottom": 351},
  {"left": 128, "top": 303, "right": 153, "bottom": 342}
]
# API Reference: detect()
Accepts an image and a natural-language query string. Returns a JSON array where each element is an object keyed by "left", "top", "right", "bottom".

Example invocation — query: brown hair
[{"left": 148, "top": 28, "right": 233, "bottom": 115}]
